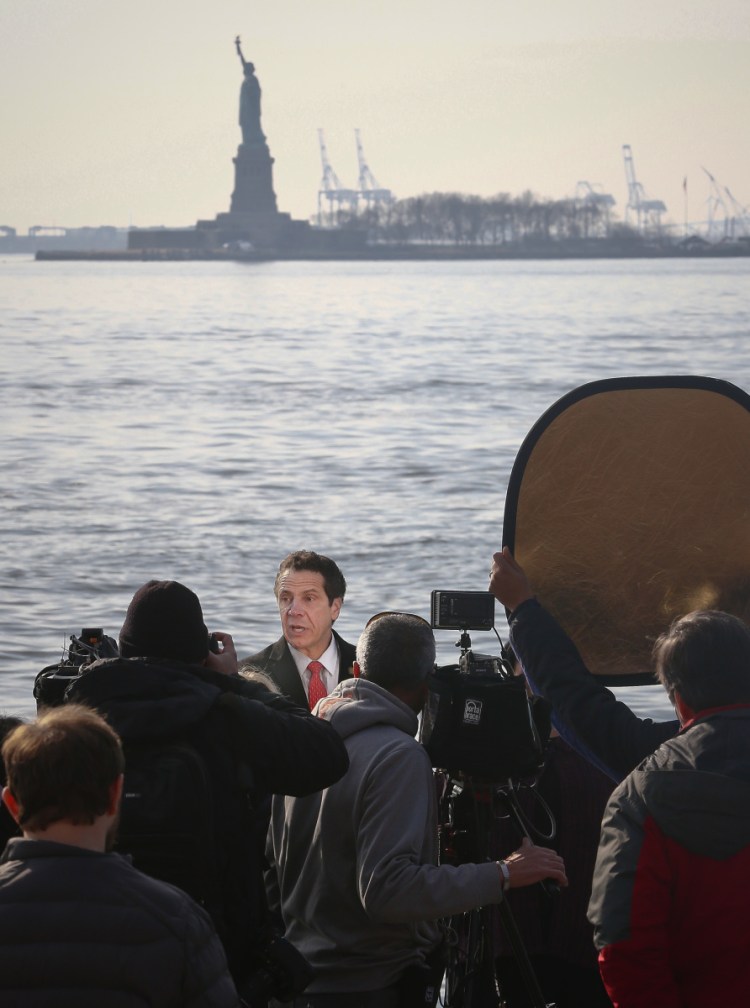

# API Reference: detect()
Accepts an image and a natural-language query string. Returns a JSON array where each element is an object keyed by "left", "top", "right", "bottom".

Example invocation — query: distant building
[{"left": 1, "top": 226, "right": 128, "bottom": 255}]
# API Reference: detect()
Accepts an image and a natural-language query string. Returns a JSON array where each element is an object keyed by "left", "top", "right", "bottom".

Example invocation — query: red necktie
[{"left": 307, "top": 660, "right": 328, "bottom": 710}]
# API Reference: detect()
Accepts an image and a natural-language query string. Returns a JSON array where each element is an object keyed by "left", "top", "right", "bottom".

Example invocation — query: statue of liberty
[{"left": 235, "top": 36, "right": 265, "bottom": 146}]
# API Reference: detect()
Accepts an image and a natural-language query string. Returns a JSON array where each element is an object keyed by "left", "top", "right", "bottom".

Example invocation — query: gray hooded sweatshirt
[{"left": 267, "top": 677, "right": 504, "bottom": 994}]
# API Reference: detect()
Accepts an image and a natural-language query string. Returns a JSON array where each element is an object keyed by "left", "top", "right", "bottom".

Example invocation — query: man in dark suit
[{"left": 242, "top": 551, "right": 357, "bottom": 709}]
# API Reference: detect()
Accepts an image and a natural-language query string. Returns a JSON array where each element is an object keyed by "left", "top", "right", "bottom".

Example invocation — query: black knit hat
[{"left": 119, "top": 580, "right": 208, "bottom": 664}]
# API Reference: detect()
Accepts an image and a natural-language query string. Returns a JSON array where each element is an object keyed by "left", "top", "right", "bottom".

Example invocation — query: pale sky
[{"left": 2, "top": 1, "right": 748, "bottom": 233}]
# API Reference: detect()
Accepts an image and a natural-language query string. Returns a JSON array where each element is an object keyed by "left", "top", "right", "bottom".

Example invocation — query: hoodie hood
[{"left": 315, "top": 677, "right": 419, "bottom": 741}]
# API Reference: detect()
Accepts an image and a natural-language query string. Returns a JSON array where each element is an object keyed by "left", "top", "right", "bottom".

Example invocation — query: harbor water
[{"left": 2, "top": 254, "right": 749, "bottom": 722}]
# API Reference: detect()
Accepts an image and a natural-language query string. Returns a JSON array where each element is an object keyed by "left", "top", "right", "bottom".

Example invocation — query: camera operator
[
  {"left": 62, "top": 579, "right": 349, "bottom": 1006},
  {"left": 266, "top": 612, "right": 567, "bottom": 1008}
]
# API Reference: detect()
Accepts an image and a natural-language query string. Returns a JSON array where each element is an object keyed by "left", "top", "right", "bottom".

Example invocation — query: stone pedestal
[
  {"left": 191, "top": 138, "right": 298, "bottom": 249},
  {"left": 230, "top": 142, "right": 278, "bottom": 214},
  {"left": 127, "top": 98, "right": 318, "bottom": 255},
  {"left": 209, "top": 209, "right": 291, "bottom": 249}
]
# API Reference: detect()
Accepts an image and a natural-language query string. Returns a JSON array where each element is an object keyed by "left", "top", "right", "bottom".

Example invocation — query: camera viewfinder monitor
[{"left": 430, "top": 591, "right": 495, "bottom": 632}]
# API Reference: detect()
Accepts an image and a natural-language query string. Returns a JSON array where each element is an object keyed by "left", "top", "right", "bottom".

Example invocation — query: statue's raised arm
[
  {"left": 234, "top": 35, "right": 264, "bottom": 146},
  {"left": 235, "top": 35, "right": 247, "bottom": 71}
]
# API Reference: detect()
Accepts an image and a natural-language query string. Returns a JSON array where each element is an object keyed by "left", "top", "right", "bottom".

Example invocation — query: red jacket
[{"left": 588, "top": 707, "right": 750, "bottom": 1008}]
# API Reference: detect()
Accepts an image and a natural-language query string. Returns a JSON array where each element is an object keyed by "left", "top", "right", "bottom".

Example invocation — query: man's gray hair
[{"left": 357, "top": 613, "right": 436, "bottom": 690}]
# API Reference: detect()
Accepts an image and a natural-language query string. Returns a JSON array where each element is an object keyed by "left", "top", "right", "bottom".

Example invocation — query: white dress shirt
[{"left": 288, "top": 636, "right": 339, "bottom": 702}]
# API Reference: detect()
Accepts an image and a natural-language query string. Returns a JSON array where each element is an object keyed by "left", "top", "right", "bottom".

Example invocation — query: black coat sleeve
[
  {"left": 211, "top": 679, "right": 349, "bottom": 796},
  {"left": 509, "top": 599, "right": 679, "bottom": 782}
]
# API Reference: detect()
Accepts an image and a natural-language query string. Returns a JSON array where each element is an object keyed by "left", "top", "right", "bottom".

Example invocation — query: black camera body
[
  {"left": 422, "top": 589, "right": 550, "bottom": 782},
  {"left": 458, "top": 649, "right": 502, "bottom": 677},
  {"left": 420, "top": 661, "right": 550, "bottom": 782},
  {"left": 33, "top": 628, "right": 119, "bottom": 710}
]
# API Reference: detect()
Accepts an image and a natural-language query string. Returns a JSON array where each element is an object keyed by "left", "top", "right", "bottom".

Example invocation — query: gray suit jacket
[{"left": 241, "top": 629, "right": 357, "bottom": 709}]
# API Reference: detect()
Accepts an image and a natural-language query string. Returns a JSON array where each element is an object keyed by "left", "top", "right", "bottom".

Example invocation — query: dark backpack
[
  {"left": 115, "top": 735, "right": 223, "bottom": 918},
  {"left": 112, "top": 707, "right": 264, "bottom": 985},
  {"left": 60, "top": 661, "right": 274, "bottom": 985}
]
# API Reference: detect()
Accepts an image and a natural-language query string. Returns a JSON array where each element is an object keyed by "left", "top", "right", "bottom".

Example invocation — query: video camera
[
  {"left": 419, "top": 590, "right": 550, "bottom": 782},
  {"left": 33, "top": 628, "right": 119, "bottom": 710},
  {"left": 424, "top": 595, "right": 558, "bottom": 1007}
]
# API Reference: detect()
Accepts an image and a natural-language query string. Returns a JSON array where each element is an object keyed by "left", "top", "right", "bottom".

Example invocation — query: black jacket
[
  {"left": 243, "top": 630, "right": 357, "bottom": 709},
  {"left": 67, "top": 657, "right": 349, "bottom": 984},
  {"left": 0, "top": 838, "right": 240, "bottom": 1007},
  {"left": 509, "top": 598, "right": 679, "bottom": 781}
]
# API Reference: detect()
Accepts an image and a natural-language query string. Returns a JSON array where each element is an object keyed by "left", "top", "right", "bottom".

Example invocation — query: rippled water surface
[{"left": 2, "top": 255, "right": 749, "bottom": 720}]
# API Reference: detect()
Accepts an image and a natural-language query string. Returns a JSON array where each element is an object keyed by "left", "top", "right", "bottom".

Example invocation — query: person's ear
[
  {"left": 2, "top": 786, "right": 20, "bottom": 823},
  {"left": 352, "top": 660, "right": 360, "bottom": 679}
]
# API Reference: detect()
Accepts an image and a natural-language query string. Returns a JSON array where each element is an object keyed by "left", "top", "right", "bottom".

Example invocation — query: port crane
[
  {"left": 723, "top": 187, "right": 750, "bottom": 240},
  {"left": 354, "top": 129, "right": 394, "bottom": 209},
  {"left": 317, "top": 129, "right": 358, "bottom": 226},
  {"left": 622, "top": 144, "right": 666, "bottom": 234},
  {"left": 702, "top": 167, "right": 750, "bottom": 241},
  {"left": 574, "top": 181, "right": 616, "bottom": 236}
]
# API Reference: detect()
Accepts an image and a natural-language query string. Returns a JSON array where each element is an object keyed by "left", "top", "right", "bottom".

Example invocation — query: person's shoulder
[
  {"left": 378, "top": 731, "right": 434, "bottom": 782},
  {"left": 242, "top": 637, "right": 288, "bottom": 668},
  {"left": 1, "top": 844, "right": 185, "bottom": 903},
  {"left": 106, "top": 858, "right": 239, "bottom": 976},
  {"left": 72, "top": 655, "right": 221, "bottom": 701},
  {"left": 333, "top": 630, "right": 357, "bottom": 664},
  {"left": 356, "top": 711, "right": 428, "bottom": 761}
]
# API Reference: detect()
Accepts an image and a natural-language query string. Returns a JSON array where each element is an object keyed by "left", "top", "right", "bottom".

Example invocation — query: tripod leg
[
  {"left": 497, "top": 900, "right": 550, "bottom": 1008},
  {"left": 439, "top": 781, "right": 553, "bottom": 1007},
  {"left": 443, "top": 908, "right": 501, "bottom": 1008},
  {"left": 475, "top": 907, "right": 502, "bottom": 1008}
]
